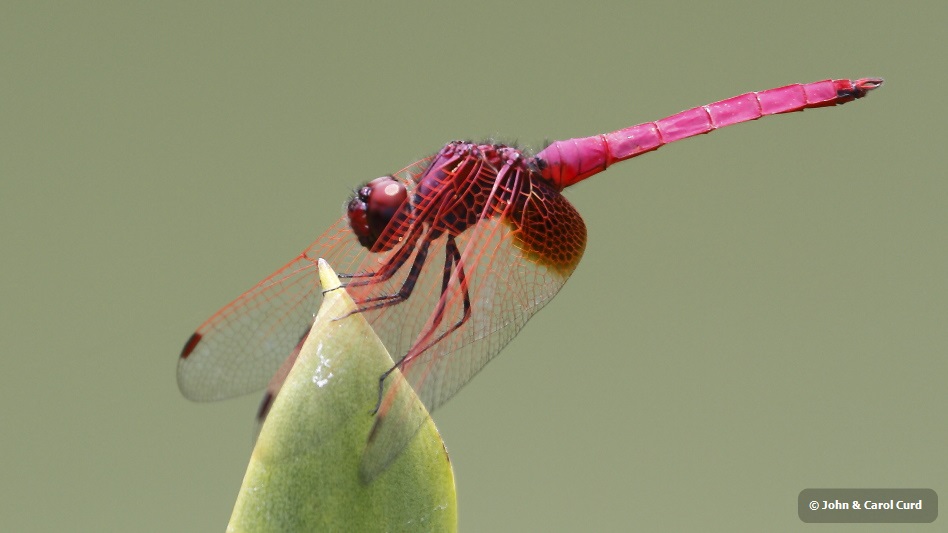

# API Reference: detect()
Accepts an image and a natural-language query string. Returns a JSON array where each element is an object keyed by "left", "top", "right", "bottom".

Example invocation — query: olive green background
[{"left": 2, "top": 2, "right": 943, "bottom": 531}]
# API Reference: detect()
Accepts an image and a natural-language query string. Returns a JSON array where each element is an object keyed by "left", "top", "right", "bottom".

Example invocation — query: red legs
[{"left": 372, "top": 234, "right": 472, "bottom": 413}]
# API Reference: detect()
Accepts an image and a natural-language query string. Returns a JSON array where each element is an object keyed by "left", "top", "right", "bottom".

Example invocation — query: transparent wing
[
  {"left": 177, "top": 156, "right": 436, "bottom": 401},
  {"left": 361, "top": 171, "right": 587, "bottom": 475},
  {"left": 177, "top": 218, "right": 366, "bottom": 400}
]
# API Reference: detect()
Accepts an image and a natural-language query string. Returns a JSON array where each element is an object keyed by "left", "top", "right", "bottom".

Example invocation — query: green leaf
[{"left": 227, "top": 259, "right": 457, "bottom": 532}]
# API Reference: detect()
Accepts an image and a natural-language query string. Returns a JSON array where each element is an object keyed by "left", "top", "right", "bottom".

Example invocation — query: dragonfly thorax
[{"left": 412, "top": 142, "right": 532, "bottom": 237}]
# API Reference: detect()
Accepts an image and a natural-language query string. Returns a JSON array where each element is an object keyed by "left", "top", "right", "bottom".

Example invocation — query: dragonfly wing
[
  {"left": 407, "top": 183, "right": 588, "bottom": 412},
  {"left": 362, "top": 176, "right": 587, "bottom": 476},
  {"left": 177, "top": 217, "right": 369, "bottom": 401},
  {"left": 177, "top": 154, "right": 437, "bottom": 403}
]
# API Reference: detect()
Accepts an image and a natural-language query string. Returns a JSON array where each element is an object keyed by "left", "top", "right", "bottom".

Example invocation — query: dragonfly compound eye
[{"left": 347, "top": 176, "right": 407, "bottom": 250}]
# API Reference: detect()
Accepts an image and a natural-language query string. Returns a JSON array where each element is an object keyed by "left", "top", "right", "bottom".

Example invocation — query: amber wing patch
[{"left": 507, "top": 177, "right": 587, "bottom": 276}]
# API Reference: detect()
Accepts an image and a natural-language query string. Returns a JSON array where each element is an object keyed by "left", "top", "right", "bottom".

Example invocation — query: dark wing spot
[
  {"left": 256, "top": 391, "right": 275, "bottom": 423},
  {"left": 180, "top": 332, "right": 202, "bottom": 359}
]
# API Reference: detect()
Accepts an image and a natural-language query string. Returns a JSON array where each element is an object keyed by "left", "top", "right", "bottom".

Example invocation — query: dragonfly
[{"left": 179, "top": 77, "right": 882, "bottom": 469}]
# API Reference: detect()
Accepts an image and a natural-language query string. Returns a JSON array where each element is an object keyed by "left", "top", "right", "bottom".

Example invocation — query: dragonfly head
[{"left": 348, "top": 176, "right": 408, "bottom": 251}]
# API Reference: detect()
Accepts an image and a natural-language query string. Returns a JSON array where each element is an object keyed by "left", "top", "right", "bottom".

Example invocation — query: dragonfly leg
[
  {"left": 371, "top": 235, "right": 472, "bottom": 413},
  {"left": 401, "top": 236, "right": 472, "bottom": 367},
  {"left": 340, "top": 232, "right": 436, "bottom": 319},
  {"left": 371, "top": 362, "right": 401, "bottom": 414},
  {"left": 340, "top": 226, "right": 422, "bottom": 283},
  {"left": 341, "top": 220, "right": 427, "bottom": 288}
]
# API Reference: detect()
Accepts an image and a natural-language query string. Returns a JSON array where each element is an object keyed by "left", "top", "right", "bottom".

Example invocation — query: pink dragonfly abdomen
[{"left": 537, "top": 78, "right": 884, "bottom": 189}]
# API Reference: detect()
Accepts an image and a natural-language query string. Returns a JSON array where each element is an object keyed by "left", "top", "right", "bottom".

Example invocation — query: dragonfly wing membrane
[
  {"left": 177, "top": 218, "right": 371, "bottom": 401},
  {"left": 362, "top": 174, "right": 587, "bottom": 476},
  {"left": 404, "top": 179, "right": 588, "bottom": 412}
]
